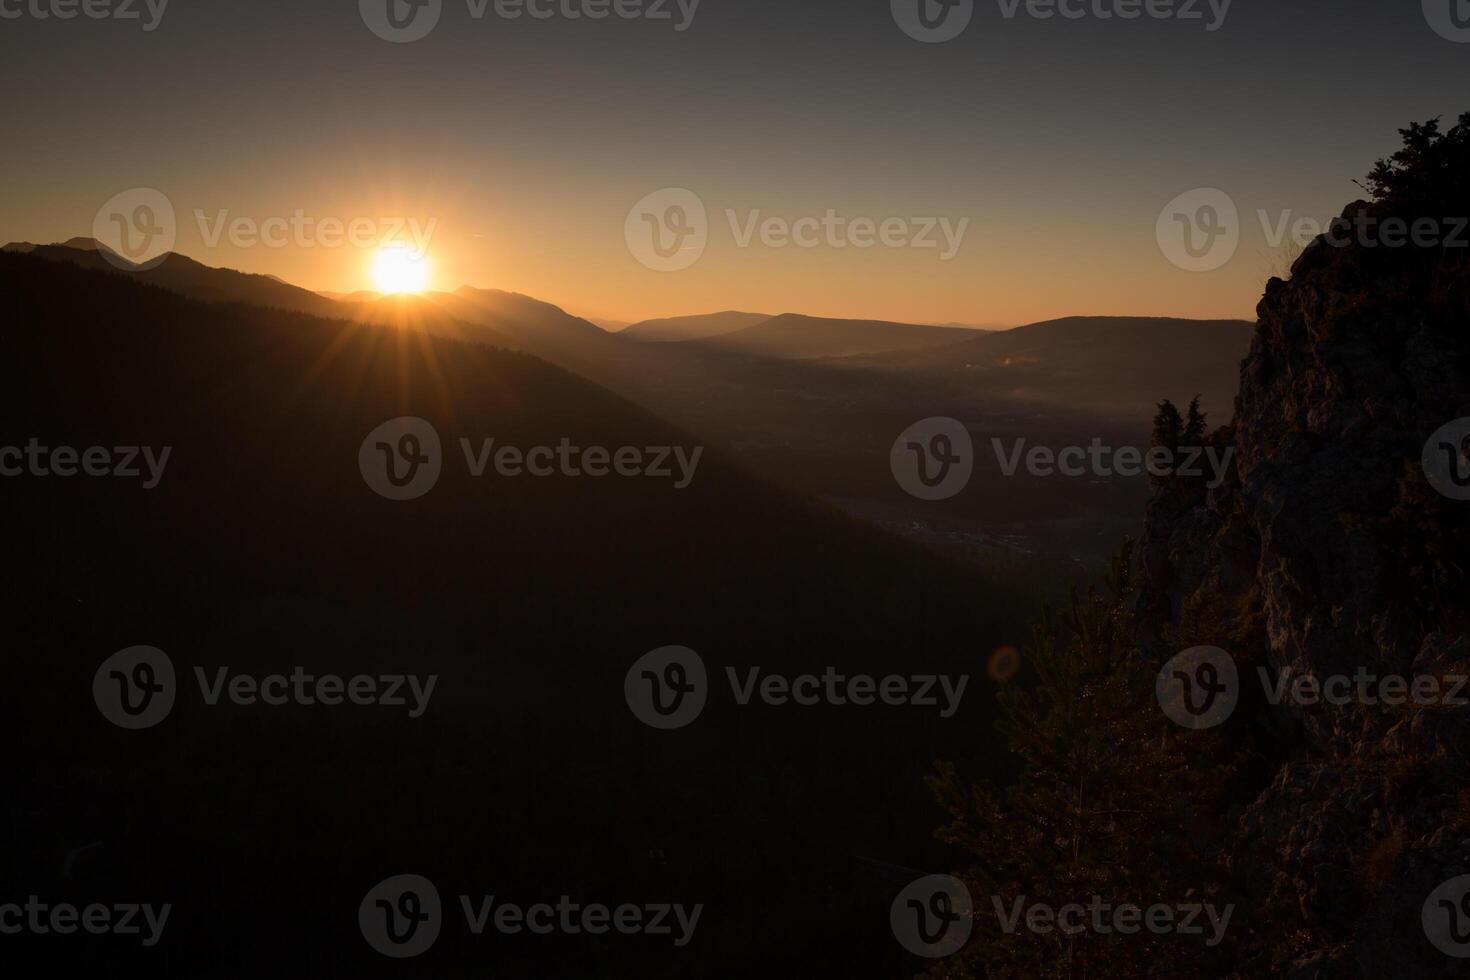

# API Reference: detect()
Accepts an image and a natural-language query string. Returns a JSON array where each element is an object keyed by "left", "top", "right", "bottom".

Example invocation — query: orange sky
[
  {"left": 4, "top": 183, "right": 1304, "bottom": 327},
  {"left": 2, "top": 3, "right": 1463, "bottom": 327}
]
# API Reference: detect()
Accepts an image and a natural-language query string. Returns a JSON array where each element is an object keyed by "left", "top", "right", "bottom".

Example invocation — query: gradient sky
[{"left": 2, "top": 0, "right": 1467, "bottom": 325}]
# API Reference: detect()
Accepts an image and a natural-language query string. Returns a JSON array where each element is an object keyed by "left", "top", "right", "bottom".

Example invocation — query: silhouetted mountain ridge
[
  {"left": 836, "top": 315, "right": 1255, "bottom": 420},
  {"left": 684, "top": 312, "right": 985, "bottom": 360},
  {"left": 621, "top": 311, "right": 774, "bottom": 343},
  {"left": 2, "top": 239, "right": 343, "bottom": 316}
]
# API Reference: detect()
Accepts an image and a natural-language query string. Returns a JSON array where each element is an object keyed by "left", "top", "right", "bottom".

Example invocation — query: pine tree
[
  {"left": 1149, "top": 400, "right": 1184, "bottom": 486},
  {"left": 1151, "top": 400, "right": 1183, "bottom": 452},
  {"left": 1183, "top": 396, "right": 1207, "bottom": 445},
  {"left": 924, "top": 544, "right": 1233, "bottom": 978},
  {"left": 1360, "top": 111, "right": 1470, "bottom": 211}
]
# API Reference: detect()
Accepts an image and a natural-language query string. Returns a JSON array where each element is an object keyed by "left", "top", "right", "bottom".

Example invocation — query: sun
[{"left": 372, "top": 244, "right": 430, "bottom": 294}]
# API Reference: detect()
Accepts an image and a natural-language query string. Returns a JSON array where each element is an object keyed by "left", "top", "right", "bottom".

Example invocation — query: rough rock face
[{"left": 1136, "top": 200, "right": 1470, "bottom": 976}]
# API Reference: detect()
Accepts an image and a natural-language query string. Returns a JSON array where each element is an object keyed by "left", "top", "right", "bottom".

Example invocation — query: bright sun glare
[{"left": 372, "top": 244, "right": 429, "bottom": 294}]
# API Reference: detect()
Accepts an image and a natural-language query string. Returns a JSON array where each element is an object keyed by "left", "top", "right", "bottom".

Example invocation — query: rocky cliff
[{"left": 1136, "top": 118, "right": 1470, "bottom": 977}]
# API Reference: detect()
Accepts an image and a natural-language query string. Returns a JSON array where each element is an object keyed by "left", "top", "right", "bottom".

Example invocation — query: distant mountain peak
[
  {"left": 621, "top": 310, "right": 774, "bottom": 344},
  {"left": 680, "top": 312, "right": 987, "bottom": 360},
  {"left": 4, "top": 238, "right": 128, "bottom": 259},
  {"left": 57, "top": 237, "right": 140, "bottom": 264}
]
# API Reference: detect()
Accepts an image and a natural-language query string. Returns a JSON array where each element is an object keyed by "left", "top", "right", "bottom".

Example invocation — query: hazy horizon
[
  {"left": 5, "top": 234, "right": 1267, "bottom": 329},
  {"left": 4, "top": 1, "right": 1465, "bottom": 324}
]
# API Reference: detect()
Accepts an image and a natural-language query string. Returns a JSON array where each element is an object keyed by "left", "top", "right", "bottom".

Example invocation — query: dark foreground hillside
[{"left": 0, "top": 254, "right": 1019, "bottom": 977}]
